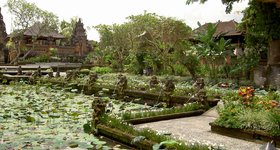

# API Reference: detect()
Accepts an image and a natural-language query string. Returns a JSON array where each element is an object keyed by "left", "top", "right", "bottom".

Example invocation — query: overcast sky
[{"left": 0, "top": 0, "right": 248, "bottom": 41}]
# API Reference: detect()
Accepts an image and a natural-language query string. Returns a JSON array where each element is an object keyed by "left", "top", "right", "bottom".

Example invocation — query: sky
[{"left": 0, "top": 0, "right": 248, "bottom": 41}]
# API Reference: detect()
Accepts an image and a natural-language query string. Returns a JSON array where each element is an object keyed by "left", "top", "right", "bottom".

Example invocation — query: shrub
[
  {"left": 21, "top": 55, "right": 49, "bottom": 63},
  {"left": 91, "top": 67, "right": 113, "bottom": 74}
]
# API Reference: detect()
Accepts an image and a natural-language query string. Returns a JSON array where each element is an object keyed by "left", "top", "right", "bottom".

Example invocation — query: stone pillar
[
  {"left": 268, "top": 40, "right": 280, "bottom": 65},
  {"left": 253, "top": 66, "right": 266, "bottom": 88},
  {"left": 266, "top": 40, "right": 280, "bottom": 88},
  {"left": 276, "top": 74, "right": 280, "bottom": 91}
]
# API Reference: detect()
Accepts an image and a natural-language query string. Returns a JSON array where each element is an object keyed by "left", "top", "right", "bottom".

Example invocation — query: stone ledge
[
  {"left": 126, "top": 109, "right": 205, "bottom": 125},
  {"left": 210, "top": 122, "right": 280, "bottom": 148}
]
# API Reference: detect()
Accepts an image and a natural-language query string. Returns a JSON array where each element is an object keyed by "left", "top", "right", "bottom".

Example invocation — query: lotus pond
[{"left": 0, "top": 82, "right": 148, "bottom": 149}]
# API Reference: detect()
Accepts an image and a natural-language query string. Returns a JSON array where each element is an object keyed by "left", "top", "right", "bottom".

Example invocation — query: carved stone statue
[
  {"left": 163, "top": 78, "right": 175, "bottom": 107},
  {"left": 194, "top": 78, "right": 205, "bottom": 91},
  {"left": 89, "top": 72, "right": 98, "bottom": 82},
  {"left": 37, "top": 66, "right": 42, "bottom": 77},
  {"left": 17, "top": 66, "right": 22, "bottom": 75},
  {"left": 55, "top": 68, "right": 60, "bottom": 77},
  {"left": 149, "top": 76, "right": 159, "bottom": 88},
  {"left": 193, "top": 78, "right": 207, "bottom": 105},
  {"left": 116, "top": 74, "right": 127, "bottom": 99},
  {"left": 65, "top": 70, "right": 78, "bottom": 81},
  {"left": 48, "top": 71, "right": 54, "bottom": 78},
  {"left": 91, "top": 97, "right": 106, "bottom": 134},
  {"left": 87, "top": 72, "right": 98, "bottom": 92}
]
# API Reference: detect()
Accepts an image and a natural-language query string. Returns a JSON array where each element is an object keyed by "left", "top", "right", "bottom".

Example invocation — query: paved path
[{"left": 136, "top": 107, "right": 272, "bottom": 150}]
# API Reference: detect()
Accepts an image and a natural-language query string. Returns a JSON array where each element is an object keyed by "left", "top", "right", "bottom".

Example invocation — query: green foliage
[
  {"left": 173, "top": 64, "right": 186, "bottom": 76},
  {"left": 268, "top": 111, "right": 280, "bottom": 136},
  {"left": 192, "top": 22, "right": 232, "bottom": 79},
  {"left": 6, "top": 0, "right": 59, "bottom": 33},
  {"left": 230, "top": 48, "right": 260, "bottom": 75},
  {"left": 95, "top": 11, "right": 193, "bottom": 75},
  {"left": 60, "top": 16, "right": 78, "bottom": 43},
  {"left": 20, "top": 54, "right": 49, "bottom": 63},
  {"left": 122, "top": 102, "right": 202, "bottom": 120},
  {"left": 214, "top": 91, "right": 280, "bottom": 136},
  {"left": 240, "top": 1, "right": 280, "bottom": 41},
  {"left": 91, "top": 67, "right": 113, "bottom": 74},
  {"left": 0, "top": 83, "right": 110, "bottom": 149},
  {"left": 100, "top": 114, "right": 212, "bottom": 150},
  {"left": 153, "top": 140, "right": 178, "bottom": 150}
]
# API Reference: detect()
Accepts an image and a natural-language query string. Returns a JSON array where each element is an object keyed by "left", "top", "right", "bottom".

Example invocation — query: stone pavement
[{"left": 136, "top": 107, "right": 273, "bottom": 150}]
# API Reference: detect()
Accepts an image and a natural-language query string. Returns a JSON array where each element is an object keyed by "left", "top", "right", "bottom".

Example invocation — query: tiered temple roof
[{"left": 71, "top": 18, "right": 87, "bottom": 45}]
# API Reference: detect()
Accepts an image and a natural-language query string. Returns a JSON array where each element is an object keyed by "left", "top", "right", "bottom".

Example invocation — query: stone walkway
[{"left": 136, "top": 107, "right": 274, "bottom": 150}]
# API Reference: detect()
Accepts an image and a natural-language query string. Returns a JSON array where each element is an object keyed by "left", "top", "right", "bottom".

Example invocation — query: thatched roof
[
  {"left": 194, "top": 20, "right": 242, "bottom": 37},
  {"left": 24, "top": 23, "right": 64, "bottom": 39}
]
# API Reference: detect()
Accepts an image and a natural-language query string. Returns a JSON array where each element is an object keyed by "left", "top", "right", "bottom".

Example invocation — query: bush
[
  {"left": 174, "top": 64, "right": 186, "bottom": 76},
  {"left": 91, "top": 67, "right": 113, "bottom": 74},
  {"left": 21, "top": 55, "right": 49, "bottom": 63}
]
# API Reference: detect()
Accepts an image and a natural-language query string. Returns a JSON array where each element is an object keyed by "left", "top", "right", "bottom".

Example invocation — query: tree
[
  {"left": 126, "top": 12, "right": 193, "bottom": 75},
  {"left": 192, "top": 23, "right": 232, "bottom": 79},
  {"left": 187, "top": 0, "right": 280, "bottom": 87},
  {"left": 94, "top": 24, "right": 115, "bottom": 66},
  {"left": 60, "top": 16, "right": 79, "bottom": 44},
  {"left": 5, "top": 0, "right": 59, "bottom": 64},
  {"left": 239, "top": 1, "right": 280, "bottom": 45},
  {"left": 95, "top": 12, "right": 196, "bottom": 76}
]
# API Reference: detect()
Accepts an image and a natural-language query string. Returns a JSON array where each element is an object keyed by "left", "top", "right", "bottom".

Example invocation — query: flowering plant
[{"left": 238, "top": 86, "right": 255, "bottom": 104}]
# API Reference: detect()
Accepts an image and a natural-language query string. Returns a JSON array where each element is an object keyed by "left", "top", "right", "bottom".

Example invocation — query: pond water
[{"left": 0, "top": 82, "right": 145, "bottom": 149}]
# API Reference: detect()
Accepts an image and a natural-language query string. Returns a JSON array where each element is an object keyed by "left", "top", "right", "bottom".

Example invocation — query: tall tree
[
  {"left": 60, "top": 16, "right": 78, "bottom": 44},
  {"left": 95, "top": 12, "right": 196, "bottom": 75},
  {"left": 192, "top": 23, "right": 232, "bottom": 79}
]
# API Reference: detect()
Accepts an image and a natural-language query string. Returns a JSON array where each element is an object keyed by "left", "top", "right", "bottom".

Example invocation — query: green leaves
[
  {"left": 0, "top": 83, "right": 108, "bottom": 149},
  {"left": 25, "top": 116, "right": 35, "bottom": 122},
  {"left": 83, "top": 122, "right": 92, "bottom": 134},
  {"left": 153, "top": 140, "right": 179, "bottom": 150},
  {"left": 6, "top": 0, "right": 59, "bottom": 33}
]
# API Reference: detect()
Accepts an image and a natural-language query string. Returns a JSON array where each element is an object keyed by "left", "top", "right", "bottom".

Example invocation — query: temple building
[
  {"left": 0, "top": 7, "right": 8, "bottom": 63},
  {"left": 70, "top": 18, "right": 92, "bottom": 57},
  {"left": 8, "top": 18, "right": 92, "bottom": 63},
  {"left": 192, "top": 20, "right": 244, "bottom": 46}
]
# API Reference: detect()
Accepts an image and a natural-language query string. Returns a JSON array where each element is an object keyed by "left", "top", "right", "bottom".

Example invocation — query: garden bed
[
  {"left": 126, "top": 109, "right": 205, "bottom": 124},
  {"left": 210, "top": 123, "right": 280, "bottom": 148},
  {"left": 40, "top": 79, "right": 220, "bottom": 107},
  {"left": 97, "top": 124, "right": 156, "bottom": 150}
]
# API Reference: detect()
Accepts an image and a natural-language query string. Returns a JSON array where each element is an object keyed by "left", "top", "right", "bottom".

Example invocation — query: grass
[
  {"left": 100, "top": 114, "right": 216, "bottom": 150},
  {"left": 121, "top": 102, "right": 203, "bottom": 120}
]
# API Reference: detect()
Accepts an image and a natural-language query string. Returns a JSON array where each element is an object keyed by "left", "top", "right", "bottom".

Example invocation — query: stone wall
[
  {"left": 254, "top": 65, "right": 280, "bottom": 90},
  {"left": 253, "top": 66, "right": 266, "bottom": 87},
  {"left": 267, "top": 65, "right": 280, "bottom": 89},
  {"left": 0, "top": 50, "right": 4, "bottom": 63},
  {"left": 254, "top": 40, "right": 280, "bottom": 90}
]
